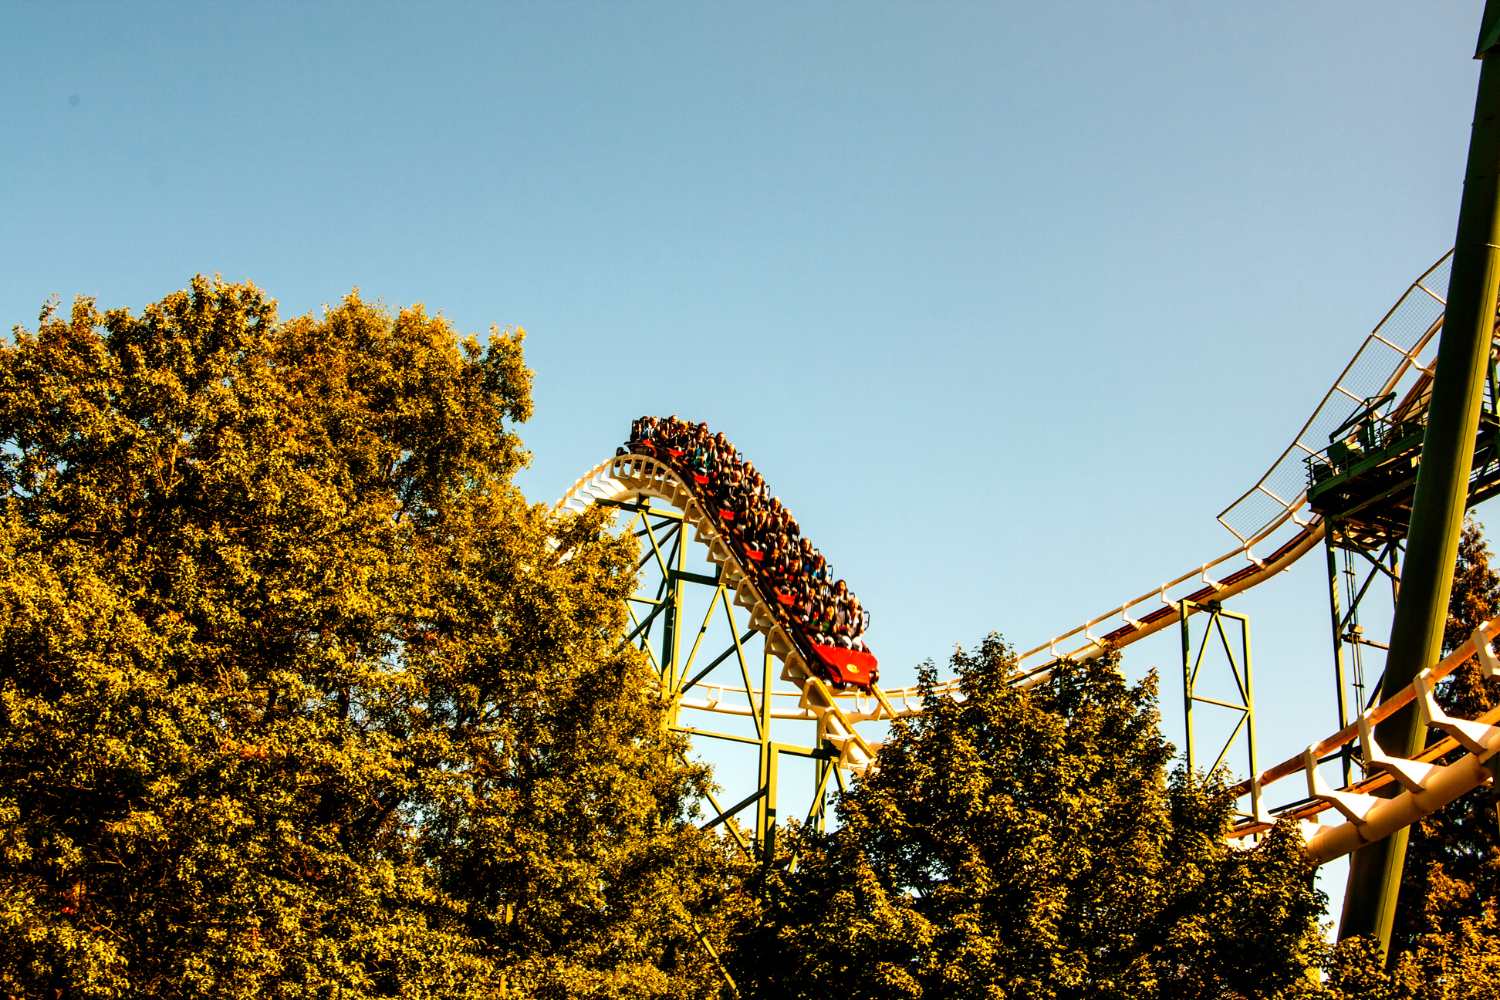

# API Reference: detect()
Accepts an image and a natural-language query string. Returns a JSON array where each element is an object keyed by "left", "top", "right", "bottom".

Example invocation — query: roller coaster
[{"left": 556, "top": 247, "right": 1500, "bottom": 869}]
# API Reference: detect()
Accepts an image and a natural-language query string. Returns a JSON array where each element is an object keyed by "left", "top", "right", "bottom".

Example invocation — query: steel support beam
[
  {"left": 614, "top": 496, "right": 841, "bottom": 862},
  {"left": 1180, "top": 600, "right": 1258, "bottom": 819},
  {"left": 1323, "top": 527, "right": 1406, "bottom": 785},
  {"left": 1326, "top": 536, "right": 1356, "bottom": 785},
  {"left": 1340, "top": 2, "right": 1500, "bottom": 955}
]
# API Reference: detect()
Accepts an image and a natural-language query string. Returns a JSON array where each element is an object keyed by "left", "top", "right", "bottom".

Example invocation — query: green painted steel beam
[
  {"left": 1190, "top": 692, "right": 1252, "bottom": 714},
  {"left": 673, "top": 725, "right": 765, "bottom": 748},
  {"left": 1179, "top": 599, "right": 1256, "bottom": 793},
  {"left": 1340, "top": 2, "right": 1500, "bottom": 956},
  {"left": 1481, "top": 2, "right": 1500, "bottom": 58},
  {"left": 1325, "top": 535, "right": 1355, "bottom": 785}
]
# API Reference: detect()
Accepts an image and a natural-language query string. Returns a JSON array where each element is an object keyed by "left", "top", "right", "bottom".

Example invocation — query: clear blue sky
[{"left": 3, "top": 0, "right": 1491, "bottom": 918}]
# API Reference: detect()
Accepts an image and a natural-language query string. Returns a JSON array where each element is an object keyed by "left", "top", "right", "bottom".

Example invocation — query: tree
[
  {"left": 728, "top": 637, "right": 1327, "bottom": 999},
  {"left": 1324, "top": 518, "right": 1500, "bottom": 997},
  {"left": 1402, "top": 517, "right": 1500, "bottom": 948},
  {"left": 0, "top": 278, "right": 748, "bottom": 998}
]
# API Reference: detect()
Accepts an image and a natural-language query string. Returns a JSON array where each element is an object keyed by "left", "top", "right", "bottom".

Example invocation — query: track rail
[
  {"left": 557, "top": 455, "right": 892, "bottom": 773},
  {"left": 1226, "top": 620, "right": 1500, "bottom": 863},
  {"left": 873, "top": 249, "right": 1456, "bottom": 704},
  {"left": 557, "top": 249, "right": 1500, "bottom": 864}
]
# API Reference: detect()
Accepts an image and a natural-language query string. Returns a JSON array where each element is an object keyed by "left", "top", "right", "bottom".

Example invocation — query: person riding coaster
[{"left": 619, "top": 417, "right": 879, "bottom": 688}]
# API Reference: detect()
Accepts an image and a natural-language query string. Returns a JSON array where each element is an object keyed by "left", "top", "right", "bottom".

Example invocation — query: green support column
[
  {"left": 754, "top": 648, "right": 777, "bottom": 860},
  {"left": 1181, "top": 605, "right": 1195, "bottom": 769},
  {"left": 662, "top": 524, "right": 686, "bottom": 709},
  {"left": 1340, "top": 1, "right": 1500, "bottom": 955},
  {"left": 810, "top": 755, "right": 830, "bottom": 835},
  {"left": 1325, "top": 534, "right": 1355, "bottom": 785}
]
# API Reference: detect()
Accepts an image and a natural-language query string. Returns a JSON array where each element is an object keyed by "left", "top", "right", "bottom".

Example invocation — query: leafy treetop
[{"left": 0, "top": 278, "right": 748, "bottom": 999}]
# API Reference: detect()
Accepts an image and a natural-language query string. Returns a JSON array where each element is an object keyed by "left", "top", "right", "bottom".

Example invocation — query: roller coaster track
[
  {"left": 1226, "top": 618, "right": 1500, "bottom": 862},
  {"left": 556, "top": 248, "right": 1500, "bottom": 864},
  {"left": 895, "top": 249, "right": 1462, "bottom": 699},
  {"left": 557, "top": 454, "right": 884, "bottom": 773}
]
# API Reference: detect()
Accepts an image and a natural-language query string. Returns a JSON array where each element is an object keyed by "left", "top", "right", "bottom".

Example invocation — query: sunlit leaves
[
  {"left": 730, "top": 641, "right": 1327, "bottom": 998},
  {"left": 0, "top": 278, "right": 745, "bottom": 998}
]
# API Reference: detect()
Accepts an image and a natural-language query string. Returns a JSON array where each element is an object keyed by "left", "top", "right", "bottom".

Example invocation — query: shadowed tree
[
  {"left": 1396, "top": 518, "right": 1500, "bottom": 951},
  {"left": 728, "top": 638, "right": 1327, "bottom": 999},
  {"left": 0, "top": 279, "right": 749, "bottom": 999}
]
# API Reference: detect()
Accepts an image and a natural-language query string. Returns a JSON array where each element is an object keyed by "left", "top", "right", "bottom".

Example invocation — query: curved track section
[
  {"left": 561, "top": 446, "right": 1500, "bottom": 866},
  {"left": 1227, "top": 619, "right": 1500, "bottom": 863},
  {"left": 873, "top": 249, "right": 1457, "bottom": 707},
  {"left": 559, "top": 249, "right": 1500, "bottom": 865},
  {"left": 557, "top": 454, "right": 886, "bottom": 773}
]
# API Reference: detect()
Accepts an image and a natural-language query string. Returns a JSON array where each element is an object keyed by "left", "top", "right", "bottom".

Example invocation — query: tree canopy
[
  {"left": 0, "top": 278, "right": 747, "bottom": 998},
  {"left": 727, "top": 638, "right": 1328, "bottom": 999},
  {"left": 1405, "top": 518, "right": 1500, "bottom": 952},
  {"left": 9, "top": 275, "right": 1500, "bottom": 999}
]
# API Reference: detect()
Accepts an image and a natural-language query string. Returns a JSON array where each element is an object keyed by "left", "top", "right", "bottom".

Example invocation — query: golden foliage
[
  {"left": 0, "top": 278, "right": 748, "bottom": 998},
  {"left": 729, "top": 641, "right": 1329, "bottom": 999}
]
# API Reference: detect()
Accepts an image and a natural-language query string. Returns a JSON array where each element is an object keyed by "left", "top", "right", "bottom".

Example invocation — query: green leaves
[
  {"left": 731, "top": 641, "right": 1327, "bottom": 999},
  {"left": 0, "top": 278, "right": 742, "bottom": 998}
]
